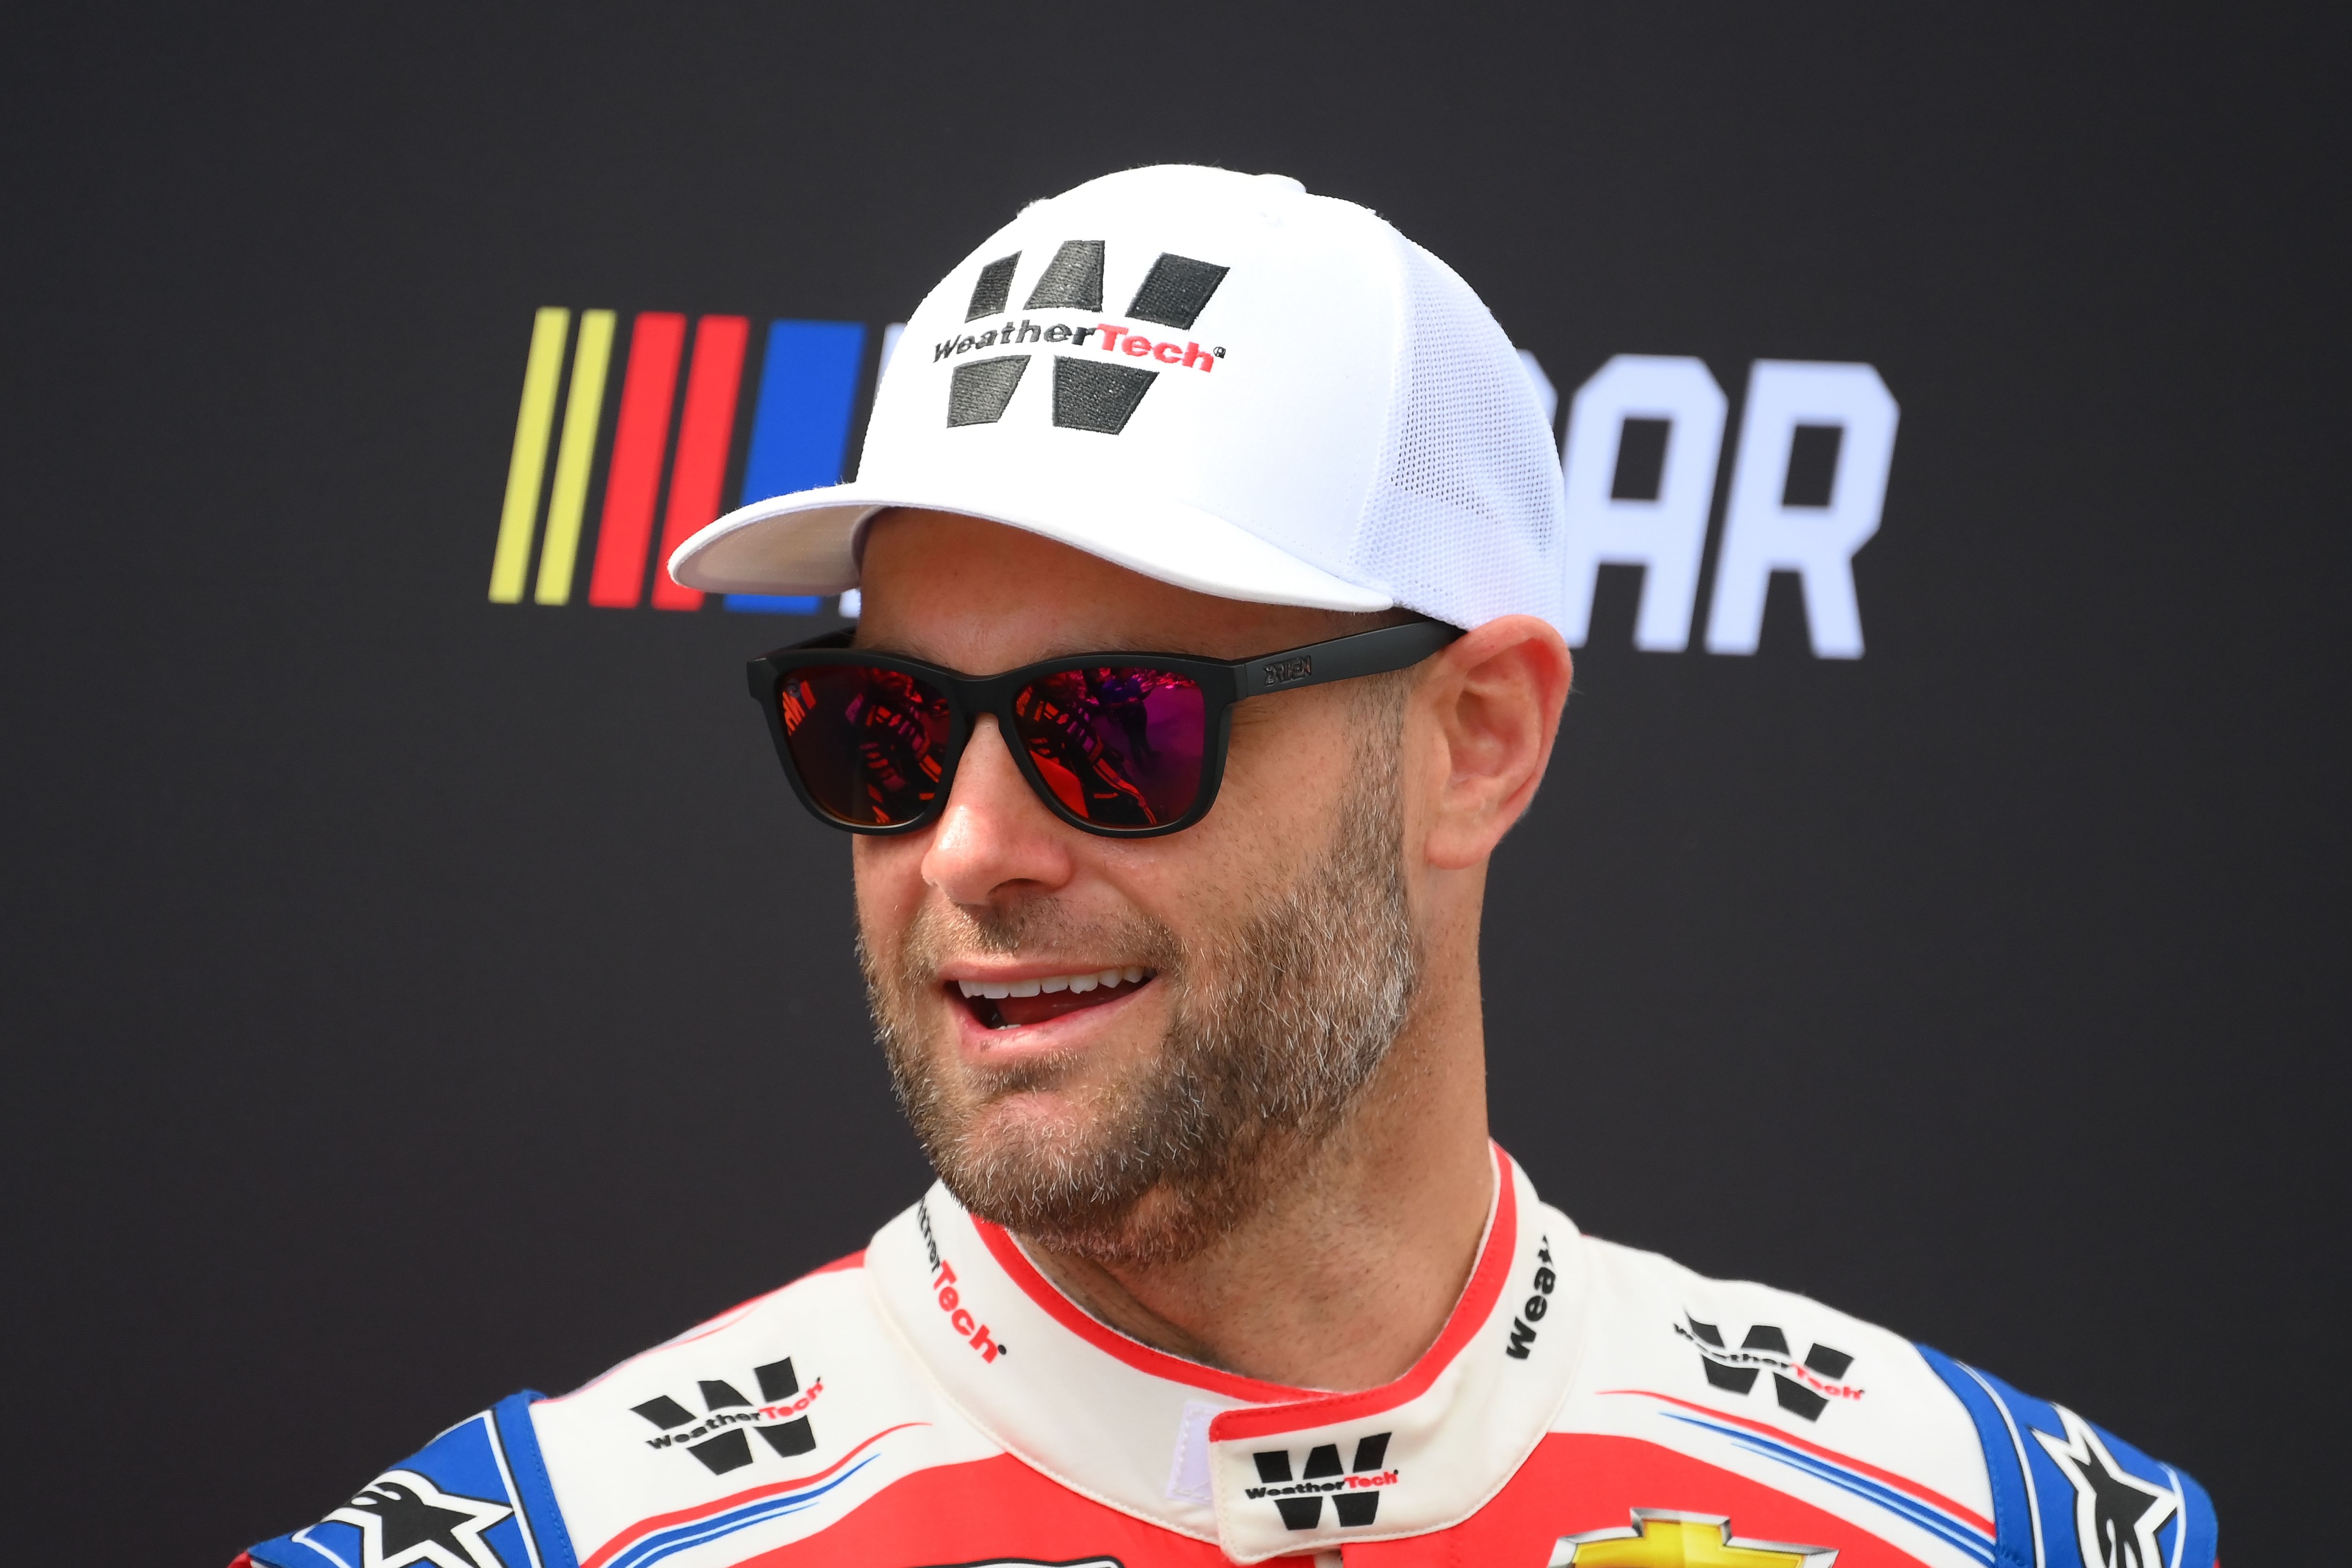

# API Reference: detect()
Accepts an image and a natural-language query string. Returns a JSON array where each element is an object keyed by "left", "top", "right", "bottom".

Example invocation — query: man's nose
[{"left": 921, "top": 715, "right": 1078, "bottom": 907}]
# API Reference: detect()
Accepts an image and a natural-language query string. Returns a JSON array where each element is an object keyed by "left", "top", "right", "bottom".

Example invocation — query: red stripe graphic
[
  {"left": 588, "top": 312, "right": 687, "bottom": 608},
  {"left": 579, "top": 1422, "right": 926, "bottom": 1568},
  {"left": 650, "top": 314, "right": 749, "bottom": 610},
  {"left": 974, "top": 1217, "right": 1311, "bottom": 1406},
  {"left": 1599, "top": 1387, "right": 1996, "bottom": 1535}
]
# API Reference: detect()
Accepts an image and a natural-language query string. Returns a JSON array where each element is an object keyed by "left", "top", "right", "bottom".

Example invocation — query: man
[{"left": 239, "top": 167, "right": 2215, "bottom": 1568}]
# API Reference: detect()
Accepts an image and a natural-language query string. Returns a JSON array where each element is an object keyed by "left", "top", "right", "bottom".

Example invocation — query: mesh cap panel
[{"left": 1353, "top": 238, "right": 1566, "bottom": 631}]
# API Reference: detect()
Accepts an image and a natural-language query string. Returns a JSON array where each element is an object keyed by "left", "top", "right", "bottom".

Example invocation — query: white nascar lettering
[
  {"left": 1558, "top": 355, "right": 1728, "bottom": 652},
  {"left": 1705, "top": 360, "right": 1900, "bottom": 659}
]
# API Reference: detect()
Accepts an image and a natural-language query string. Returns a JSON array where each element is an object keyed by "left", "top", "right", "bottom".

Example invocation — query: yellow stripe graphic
[
  {"left": 534, "top": 308, "right": 615, "bottom": 605},
  {"left": 488, "top": 306, "right": 570, "bottom": 603}
]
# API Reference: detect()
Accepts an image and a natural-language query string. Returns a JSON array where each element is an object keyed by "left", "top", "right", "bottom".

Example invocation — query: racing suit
[{"left": 237, "top": 1146, "right": 2217, "bottom": 1568}]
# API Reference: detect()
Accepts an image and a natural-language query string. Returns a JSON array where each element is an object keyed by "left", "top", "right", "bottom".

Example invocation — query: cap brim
[{"left": 667, "top": 478, "right": 1392, "bottom": 613}]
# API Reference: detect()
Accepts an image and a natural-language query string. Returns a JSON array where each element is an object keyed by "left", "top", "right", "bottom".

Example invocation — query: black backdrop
[{"left": 5, "top": 5, "right": 2344, "bottom": 1562}]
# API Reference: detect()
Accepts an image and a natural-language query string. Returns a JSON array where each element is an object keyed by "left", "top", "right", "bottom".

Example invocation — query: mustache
[
  {"left": 896, "top": 895, "right": 1184, "bottom": 977},
  {"left": 861, "top": 893, "right": 1191, "bottom": 1102}
]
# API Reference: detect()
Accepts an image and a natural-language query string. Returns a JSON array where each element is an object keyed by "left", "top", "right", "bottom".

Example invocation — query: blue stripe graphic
[
  {"left": 1916, "top": 1346, "right": 2219, "bottom": 1568},
  {"left": 725, "top": 319, "right": 868, "bottom": 615},
  {"left": 493, "top": 1392, "right": 581, "bottom": 1568},
  {"left": 606, "top": 1455, "right": 877, "bottom": 1568},
  {"left": 1661, "top": 1412, "right": 1996, "bottom": 1566}
]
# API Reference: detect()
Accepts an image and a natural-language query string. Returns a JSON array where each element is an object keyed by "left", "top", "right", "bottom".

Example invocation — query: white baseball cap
[{"left": 668, "top": 164, "right": 1566, "bottom": 633}]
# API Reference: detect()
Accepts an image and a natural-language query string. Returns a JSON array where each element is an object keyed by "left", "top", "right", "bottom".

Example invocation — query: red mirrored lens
[
  {"left": 1011, "top": 667, "right": 1208, "bottom": 829},
  {"left": 776, "top": 664, "right": 953, "bottom": 826}
]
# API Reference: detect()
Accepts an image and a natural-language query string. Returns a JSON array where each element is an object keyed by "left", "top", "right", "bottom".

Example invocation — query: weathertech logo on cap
[
  {"left": 1246, "top": 1433, "right": 1397, "bottom": 1530},
  {"left": 936, "top": 241, "right": 1229, "bottom": 435}
]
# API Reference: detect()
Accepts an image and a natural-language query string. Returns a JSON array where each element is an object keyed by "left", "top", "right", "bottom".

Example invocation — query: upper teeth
[{"left": 958, "top": 966, "right": 1149, "bottom": 1000}]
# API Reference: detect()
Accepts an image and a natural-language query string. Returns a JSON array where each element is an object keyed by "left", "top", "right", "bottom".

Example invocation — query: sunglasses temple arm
[{"left": 1237, "top": 621, "right": 1462, "bottom": 698}]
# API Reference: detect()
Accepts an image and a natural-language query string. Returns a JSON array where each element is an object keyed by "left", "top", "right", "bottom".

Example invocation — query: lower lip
[{"left": 948, "top": 978, "right": 1156, "bottom": 1059}]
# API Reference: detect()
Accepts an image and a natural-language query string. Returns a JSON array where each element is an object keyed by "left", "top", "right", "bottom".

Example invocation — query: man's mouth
[{"left": 953, "top": 967, "right": 1157, "bottom": 1030}]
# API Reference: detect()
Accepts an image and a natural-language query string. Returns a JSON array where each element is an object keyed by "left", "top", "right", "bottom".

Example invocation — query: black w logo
[
  {"left": 1246, "top": 1432, "right": 1394, "bottom": 1531},
  {"left": 1677, "top": 1316, "right": 1856, "bottom": 1421},
  {"left": 630, "top": 1357, "right": 818, "bottom": 1475},
  {"left": 943, "top": 241, "right": 1229, "bottom": 435}
]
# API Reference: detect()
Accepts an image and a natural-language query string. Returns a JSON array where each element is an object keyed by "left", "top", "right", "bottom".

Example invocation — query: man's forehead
[{"left": 855, "top": 509, "right": 1343, "bottom": 664}]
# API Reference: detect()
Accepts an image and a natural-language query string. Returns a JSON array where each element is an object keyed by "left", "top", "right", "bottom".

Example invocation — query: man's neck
[{"left": 1018, "top": 987, "right": 1494, "bottom": 1392}]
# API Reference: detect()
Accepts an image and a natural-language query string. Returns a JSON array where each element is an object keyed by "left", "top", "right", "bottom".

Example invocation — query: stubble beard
[{"left": 860, "top": 707, "right": 1421, "bottom": 1266}]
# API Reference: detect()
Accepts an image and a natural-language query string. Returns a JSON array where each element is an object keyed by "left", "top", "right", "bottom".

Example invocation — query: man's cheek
[
  {"left": 851, "top": 840, "right": 927, "bottom": 954},
  {"left": 1181, "top": 710, "right": 1343, "bottom": 894}
]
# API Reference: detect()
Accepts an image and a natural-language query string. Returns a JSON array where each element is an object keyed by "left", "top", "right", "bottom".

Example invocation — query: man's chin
[
  {"left": 922, "top": 1101, "right": 1178, "bottom": 1254},
  {"left": 953, "top": 1172, "right": 1215, "bottom": 1267},
  {"left": 934, "top": 1108, "right": 1281, "bottom": 1268},
  {"left": 954, "top": 1089, "right": 1107, "bottom": 1154}
]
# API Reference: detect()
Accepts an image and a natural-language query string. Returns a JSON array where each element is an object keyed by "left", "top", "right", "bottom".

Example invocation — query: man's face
[{"left": 852, "top": 511, "right": 1424, "bottom": 1264}]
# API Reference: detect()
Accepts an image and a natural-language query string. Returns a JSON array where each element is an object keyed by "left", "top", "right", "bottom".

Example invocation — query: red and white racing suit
[{"left": 238, "top": 1147, "right": 2217, "bottom": 1568}]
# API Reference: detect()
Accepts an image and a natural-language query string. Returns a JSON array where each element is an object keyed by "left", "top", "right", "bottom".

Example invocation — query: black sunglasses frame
[{"left": 745, "top": 619, "right": 1462, "bottom": 838}]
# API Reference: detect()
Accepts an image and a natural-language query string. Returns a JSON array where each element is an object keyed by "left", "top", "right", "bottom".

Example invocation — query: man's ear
[{"left": 1417, "top": 615, "right": 1573, "bottom": 871}]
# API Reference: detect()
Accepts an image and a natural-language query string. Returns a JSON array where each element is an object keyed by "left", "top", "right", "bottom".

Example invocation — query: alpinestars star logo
[
  {"left": 630, "top": 1356, "right": 822, "bottom": 1475},
  {"left": 937, "top": 240, "right": 1229, "bottom": 435},
  {"left": 1675, "top": 1315, "right": 1863, "bottom": 1421},
  {"left": 2031, "top": 1405, "right": 2179, "bottom": 1568},
  {"left": 322, "top": 1470, "right": 514, "bottom": 1568},
  {"left": 1550, "top": 1508, "right": 1838, "bottom": 1567},
  {"left": 1246, "top": 1433, "right": 1397, "bottom": 1531}
]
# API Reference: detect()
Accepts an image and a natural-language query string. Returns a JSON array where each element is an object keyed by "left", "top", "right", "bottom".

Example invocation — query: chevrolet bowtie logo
[{"left": 1551, "top": 1510, "right": 1838, "bottom": 1568}]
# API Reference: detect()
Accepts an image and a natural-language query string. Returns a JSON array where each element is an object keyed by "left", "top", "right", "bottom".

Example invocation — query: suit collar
[{"left": 866, "top": 1144, "right": 1585, "bottom": 1561}]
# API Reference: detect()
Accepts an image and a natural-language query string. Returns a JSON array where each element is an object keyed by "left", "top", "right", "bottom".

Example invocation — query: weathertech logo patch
[
  {"left": 938, "top": 241, "right": 1229, "bottom": 435},
  {"left": 630, "top": 1358, "right": 821, "bottom": 1474},
  {"left": 1676, "top": 1315, "right": 1862, "bottom": 1421},
  {"left": 1551, "top": 1508, "right": 1837, "bottom": 1567},
  {"left": 1247, "top": 1433, "right": 1397, "bottom": 1530}
]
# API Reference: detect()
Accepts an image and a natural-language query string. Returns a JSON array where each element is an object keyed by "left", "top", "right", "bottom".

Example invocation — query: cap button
[{"left": 1255, "top": 173, "right": 1306, "bottom": 194}]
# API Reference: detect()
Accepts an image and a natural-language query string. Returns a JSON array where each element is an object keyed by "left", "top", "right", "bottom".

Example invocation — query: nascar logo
[
  {"left": 485, "top": 310, "right": 1898, "bottom": 658},
  {"left": 486, "top": 307, "right": 892, "bottom": 615}
]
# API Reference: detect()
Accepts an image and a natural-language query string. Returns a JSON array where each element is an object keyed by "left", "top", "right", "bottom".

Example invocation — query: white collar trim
[{"left": 866, "top": 1145, "right": 1585, "bottom": 1561}]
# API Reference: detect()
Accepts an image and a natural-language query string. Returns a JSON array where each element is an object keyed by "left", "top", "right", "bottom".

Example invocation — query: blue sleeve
[
  {"left": 245, "top": 1391, "right": 579, "bottom": 1568},
  {"left": 1919, "top": 1345, "right": 2218, "bottom": 1568}
]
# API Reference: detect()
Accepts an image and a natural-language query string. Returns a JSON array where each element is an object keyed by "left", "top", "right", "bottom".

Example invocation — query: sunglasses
[{"left": 745, "top": 619, "right": 1460, "bottom": 838}]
